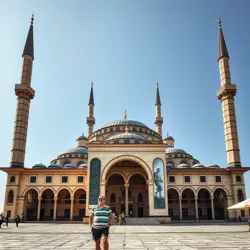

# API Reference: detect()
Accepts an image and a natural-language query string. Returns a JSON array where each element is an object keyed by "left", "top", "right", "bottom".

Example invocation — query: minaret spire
[
  {"left": 218, "top": 18, "right": 229, "bottom": 61},
  {"left": 154, "top": 81, "right": 163, "bottom": 136},
  {"left": 216, "top": 19, "right": 241, "bottom": 168},
  {"left": 10, "top": 15, "right": 35, "bottom": 167},
  {"left": 22, "top": 14, "right": 34, "bottom": 59},
  {"left": 86, "top": 82, "right": 95, "bottom": 137}
]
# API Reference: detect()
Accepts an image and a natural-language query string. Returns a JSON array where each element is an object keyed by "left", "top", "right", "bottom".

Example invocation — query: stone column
[
  {"left": 179, "top": 196, "right": 182, "bottom": 220},
  {"left": 211, "top": 196, "right": 215, "bottom": 220},
  {"left": 195, "top": 196, "right": 198, "bottom": 220},
  {"left": 53, "top": 197, "right": 57, "bottom": 220},
  {"left": 70, "top": 197, "right": 74, "bottom": 221},
  {"left": 37, "top": 197, "right": 41, "bottom": 221},
  {"left": 124, "top": 183, "right": 129, "bottom": 216},
  {"left": 147, "top": 181, "right": 154, "bottom": 216}
]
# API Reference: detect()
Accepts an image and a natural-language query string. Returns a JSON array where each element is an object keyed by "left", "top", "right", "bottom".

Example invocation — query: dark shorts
[
  {"left": 248, "top": 222, "right": 250, "bottom": 226},
  {"left": 92, "top": 227, "right": 109, "bottom": 241}
]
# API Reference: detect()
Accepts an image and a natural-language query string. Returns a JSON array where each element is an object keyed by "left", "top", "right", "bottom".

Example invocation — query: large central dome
[{"left": 101, "top": 119, "right": 148, "bottom": 129}]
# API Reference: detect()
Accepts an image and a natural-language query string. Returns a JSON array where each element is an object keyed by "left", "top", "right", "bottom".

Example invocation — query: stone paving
[{"left": 0, "top": 223, "right": 249, "bottom": 250}]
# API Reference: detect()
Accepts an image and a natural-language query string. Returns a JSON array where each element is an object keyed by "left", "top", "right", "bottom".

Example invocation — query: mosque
[{"left": 0, "top": 16, "right": 249, "bottom": 223}]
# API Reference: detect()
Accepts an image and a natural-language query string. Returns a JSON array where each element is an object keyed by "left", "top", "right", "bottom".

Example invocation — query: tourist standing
[
  {"left": 5, "top": 215, "right": 9, "bottom": 227},
  {"left": 248, "top": 213, "right": 250, "bottom": 232},
  {"left": 0, "top": 213, "right": 3, "bottom": 228},
  {"left": 15, "top": 215, "right": 20, "bottom": 227},
  {"left": 120, "top": 211, "right": 126, "bottom": 225},
  {"left": 89, "top": 195, "right": 113, "bottom": 250}
]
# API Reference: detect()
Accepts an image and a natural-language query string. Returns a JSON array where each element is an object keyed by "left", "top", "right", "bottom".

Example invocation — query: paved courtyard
[{"left": 0, "top": 223, "right": 249, "bottom": 250}]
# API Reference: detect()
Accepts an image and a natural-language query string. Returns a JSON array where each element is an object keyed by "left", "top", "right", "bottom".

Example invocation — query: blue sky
[{"left": 0, "top": 0, "right": 250, "bottom": 212}]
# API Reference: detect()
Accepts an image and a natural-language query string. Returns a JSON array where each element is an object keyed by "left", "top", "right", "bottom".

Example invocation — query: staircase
[{"left": 124, "top": 217, "right": 161, "bottom": 225}]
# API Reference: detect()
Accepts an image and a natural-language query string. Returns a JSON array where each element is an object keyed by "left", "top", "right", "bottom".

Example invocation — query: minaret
[
  {"left": 154, "top": 82, "right": 163, "bottom": 136},
  {"left": 86, "top": 82, "right": 95, "bottom": 137},
  {"left": 217, "top": 18, "right": 241, "bottom": 167},
  {"left": 10, "top": 15, "right": 35, "bottom": 168}
]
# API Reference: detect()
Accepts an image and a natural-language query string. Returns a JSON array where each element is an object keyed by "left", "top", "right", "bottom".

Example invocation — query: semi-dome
[
  {"left": 207, "top": 164, "right": 220, "bottom": 168},
  {"left": 165, "top": 148, "right": 186, "bottom": 154},
  {"left": 107, "top": 133, "right": 145, "bottom": 141},
  {"left": 177, "top": 163, "right": 190, "bottom": 168},
  {"left": 78, "top": 163, "right": 88, "bottom": 168},
  {"left": 76, "top": 134, "right": 88, "bottom": 141},
  {"left": 166, "top": 162, "right": 175, "bottom": 168},
  {"left": 63, "top": 163, "right": 77, "bottom": 169},
  {"left": 101, "top": 119, "right": 148, "bottom": 129},
  {"left": 48, "top": 164, "right": 61, "bottom": 169},
  {"left": 65, "top": 146, "right": 88, "bottom": 154},
  {"left": 192, "top": 163, "right": 205, "bottom": 168},
  {"left": 32, "top": 163, "right": 47, "bottom": 169}
]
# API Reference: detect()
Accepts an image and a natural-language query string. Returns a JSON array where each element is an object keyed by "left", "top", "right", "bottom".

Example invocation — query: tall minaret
[
  {"left": 217, "top": 18, "right": 241, "bottom": 168},
  {"left": 86, "top": 82, "right": 95, "bottom": 137},
  {"left": 154, "top": 82, "right": 163, "bottom": 136},
  {"left": 10, "top": 15, "right": 35, "bottom": 168}
]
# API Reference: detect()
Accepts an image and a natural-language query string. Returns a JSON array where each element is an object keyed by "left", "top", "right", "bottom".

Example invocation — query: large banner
[
  {"left": 153, "top": 158, "right": 165, "bottom": 209},
  {"left": 89, "top": 158, "right": 101, "bottom": 207}
]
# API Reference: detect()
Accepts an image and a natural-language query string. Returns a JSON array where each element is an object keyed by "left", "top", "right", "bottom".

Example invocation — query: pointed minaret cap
[
  {"left": 124, "top": 109, "right": 127, "bottom": 120},
  {"left": 88, "top": 81, "right": 94, "bottom": 105},
  {"left": 155, "top": 81, "right": 161, "bottom": 106},
  {"left": 22, "top": 14, "right": 34, "bottom": 59},
  {"left": 218, "top": 18, "right": 229, "bottom": 61}
]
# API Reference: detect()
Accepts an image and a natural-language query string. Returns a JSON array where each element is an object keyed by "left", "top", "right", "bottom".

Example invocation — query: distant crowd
[{"left": 0, "top": 213, "right": 21, "bottom": 228}]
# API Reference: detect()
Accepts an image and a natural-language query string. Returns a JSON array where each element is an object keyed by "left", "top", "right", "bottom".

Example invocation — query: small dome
[
  {"left": 166, "top": 162, "right": 175, "bottom": 168},
  {"left": 177, "top": 163, "right": 190, "bottom": 168},
  {"left": 63, "top": 163, "right": 77, "bottom": 169},
  {"left": 32, "top": 163, "right": 47, "bottom": 169},
  {"left": 48, "top": 164, "right": 61, "bottom": 169},
  {"left": 165, "top": 148, "right": 186, "bottom": 154},
  {"left": 192, "top": 163, "right": 205, "bottom": 168},
  {"left": 65, "top": 146, "right": 88, "bottom": 154},
  {"left": 107, "top": 133, "right": 145, "bottom": 141},
  {"left": 207, "top": 164, "right": 220, "bottom": 168},
  {"left": 164, "top": 136, "right": 174, "bottom": 140},
  {"left": 76, "top": 134, "right": 88, "bottom": 141},
  {"left": 78, "top": 163, "right": 88, "bottom": 168},
  {"left": 101, "top": 120, "right": 148, "bottom": 129}
]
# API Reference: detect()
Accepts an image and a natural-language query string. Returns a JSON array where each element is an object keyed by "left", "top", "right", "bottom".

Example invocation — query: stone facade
[{"left": 0, "top": 17, "right": 249, "bottom": 223}]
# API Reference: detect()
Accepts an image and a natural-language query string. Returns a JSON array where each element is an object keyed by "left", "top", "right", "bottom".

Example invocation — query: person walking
[
  {"left": 248, "top": 213, "right": 250, "bottom": 232},
  {"left": 5, "top": 215, "right": 9, "bottom": 227},
  {"left": 89, "top": 195, "right": 113, "bottom": 250},
  {"left": 15, "top": 215, "right": 20, "bottom": 227},
  {"left": 120, "top": 211, "right": 126, "bottom": 225},
  {"left": 0, "top": 213, "right": 3, "bottom": 229}
]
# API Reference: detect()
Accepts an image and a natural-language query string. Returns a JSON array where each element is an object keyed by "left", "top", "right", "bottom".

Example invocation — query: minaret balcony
[
  {"left": 154, "top": 117, "right": 163, "bottom": 125},
  {"left": 86, "top": 117, "right": 96, "bottom": 125},
  {"left": 217, "top": 84, "right": 237, "bottom": 100},
  {"left": 15, "top": 84, "right": 35, "bottom": 99}
]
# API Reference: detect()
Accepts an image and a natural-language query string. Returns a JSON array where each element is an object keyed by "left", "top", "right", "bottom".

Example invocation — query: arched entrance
[
  {"left": 40, "top": 189, "right": 55, "bottom": 221},
  {"left": 23, "top": 188, "right": 38, "bottom": 221},
  {"left": 214, "top": 188, "right": 228, "bottom": 220},
  {"left": 105, "top": 160, "right": 149, "bottom": 217},
  {"left": 73, "top": 189, "right": 87, "bottom": 220},
  {"left": 57, "top": 189, "right": 71, "bottom": 221},
  {"left": 181, "top": 188, "right": 195, "bottom": 220},
  {"left": 168, "top": 188, "right": 180, "bottom": 220},
  {"left": 197, "top": 188, "right": 212, "bottom": 220}
]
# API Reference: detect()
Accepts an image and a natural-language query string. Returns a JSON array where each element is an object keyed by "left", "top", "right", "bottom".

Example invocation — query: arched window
[
  {"left": 77, "top": 161, "right": 84, "bottom": 167},
  {"left": 65, "top": 194, "right": 71, "bottom": 204},
  {"left": 63, "top": 161, "right": 71, "bottom": 166},
  {"left": 7, "top": 190, "right": 14, "bottom": 203},
  {"left": 166, "top": 161, "right": 175, "bottom": 168},
  {"left": 180, "top": 161, "right": 189, "bottom": 166},
  {"left": 236, "top": 175, "right": 241, "bottom": 182},
  {"left": 138, "top": 193, "right": 143, "bottom": 203},
  {"left": 79, "top": 194, "right": 86, "bottom": 204},
  {"left": 110, "top": 193, "right": 116, "bottom": 203},
  {"left": 237, "top": 189, "right": 244, "bottom": 202},
  {"left": 10, "top": 176, "right": 16, "bottom": 183}
]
